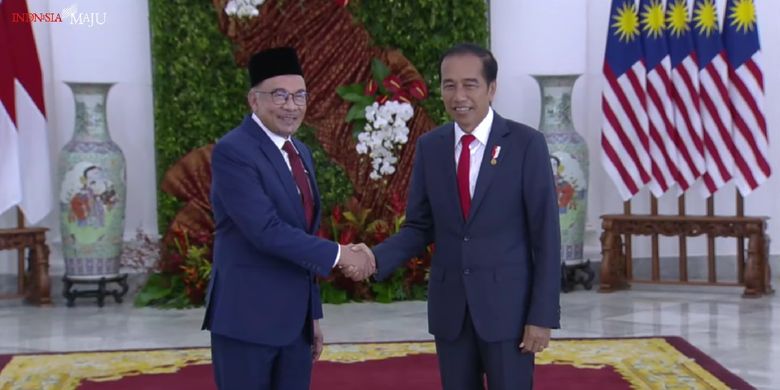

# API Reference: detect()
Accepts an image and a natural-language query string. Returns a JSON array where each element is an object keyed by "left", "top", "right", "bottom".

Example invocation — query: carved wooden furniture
[
  {"left": 0, "top": 228, "right": 52, "bottom": 305},
  {"left": 599, "top": 215, "right": 772, "bottom": 297}
]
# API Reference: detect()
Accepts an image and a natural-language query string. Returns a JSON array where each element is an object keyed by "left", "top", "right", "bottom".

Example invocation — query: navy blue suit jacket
[
  {"left": 202, "top": 115, "right": 338, "bottom": 347},
  {"left": 373, "top": 113, "right": 561, "bottom": 342}
]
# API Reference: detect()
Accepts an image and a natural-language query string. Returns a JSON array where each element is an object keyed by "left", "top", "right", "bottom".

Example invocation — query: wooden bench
[
  {"left": 599, "top": 215, "right": 773, "bottom": 297},
  {"left": 0, "top": 228, "right": 52, "bottom": 305}
]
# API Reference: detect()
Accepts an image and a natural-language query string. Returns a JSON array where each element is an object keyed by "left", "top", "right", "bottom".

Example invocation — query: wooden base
[{"left": 63, "top": 274, "right": 130, "bottom": 307}]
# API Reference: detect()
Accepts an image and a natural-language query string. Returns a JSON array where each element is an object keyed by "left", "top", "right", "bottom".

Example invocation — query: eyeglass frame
[{"left": 253, "top": 88, "right": 309, "bottom": 106}]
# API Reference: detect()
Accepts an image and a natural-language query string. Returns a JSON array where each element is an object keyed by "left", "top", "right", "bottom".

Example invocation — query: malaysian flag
[
  {"left": 640, "top": 0, "right": 680, "bottom": 197},
  {"left": 723, "top": 0, "right": 769, "bottom": 195},
  {"left": 666, "top": 0, "right": 705, "bottom": 194},
  {"left": 601, "top": 0, "right": 651, "bottom": 200},
  {"left": 691, "top": 0, "right": 737, "bottom": 197}
]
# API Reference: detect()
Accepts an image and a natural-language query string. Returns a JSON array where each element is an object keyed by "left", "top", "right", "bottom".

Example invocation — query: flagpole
[
  {"left": 678, "top": 195, "right": 687, "bottom": 281},
  {"left": 623, "top": 200, "right": 632, "bottom": 280},
  {"left": 16, "top": 207, "right": 25, "bottom": 295},
  {"left": 736, "top": 190, "right": 744, "bottom": 283}
]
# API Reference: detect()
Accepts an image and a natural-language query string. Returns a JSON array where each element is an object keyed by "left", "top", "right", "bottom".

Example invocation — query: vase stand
[
  {"left": 63, "top": 274, "right": 129, "bottom": 307},
  {"left": 561, "top": 259, "right": 595, "bottom": 293}
]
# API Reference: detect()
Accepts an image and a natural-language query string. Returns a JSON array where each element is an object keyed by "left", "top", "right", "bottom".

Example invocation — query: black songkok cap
[{"left": 248, "top": 47, "right": 304, "bottom": 87}]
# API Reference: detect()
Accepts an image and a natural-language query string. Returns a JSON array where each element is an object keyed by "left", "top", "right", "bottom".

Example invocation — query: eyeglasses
[{"left": 255, "top": 89, "right": 308, "bottom": 106}]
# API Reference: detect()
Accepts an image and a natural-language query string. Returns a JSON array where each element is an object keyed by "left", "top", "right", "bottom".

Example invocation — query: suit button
[
  {"left": 463, "top": 268, "right": 471, "bottom": 275},
  {"left": 463, "top": 236, "right": 470, "bottom": 242}
]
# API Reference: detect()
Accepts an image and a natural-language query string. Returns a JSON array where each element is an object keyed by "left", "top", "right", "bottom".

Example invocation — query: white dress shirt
[
  {"left": 454, "top": 108, "right": 494, "bottom": 198},
  {"left": 252, "top": 113, "right": 299, "bottom": 171},
  {"left": 251, "top": 114, "right": 341, "bottom": 267}
]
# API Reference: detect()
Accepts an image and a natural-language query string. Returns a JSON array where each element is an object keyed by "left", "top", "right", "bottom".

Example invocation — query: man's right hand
[{"left": 338, "top": 244, "right": 375, "bottom": 281}]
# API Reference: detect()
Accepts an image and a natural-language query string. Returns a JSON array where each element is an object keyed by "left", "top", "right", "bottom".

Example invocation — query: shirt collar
[
  {"left": 454, "top": 107, "right": 493, "bottom": 147},
  {"left": 252, "top": 113, "right": 290, "bottom": 151}
]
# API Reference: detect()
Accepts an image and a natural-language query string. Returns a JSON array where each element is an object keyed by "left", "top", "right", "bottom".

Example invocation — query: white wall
[
  {"left": 491, "top": 0, "right": 780, "bottom": 259},
  {"left": 0, "top": 0, "right": 156, "bottom": 274}
]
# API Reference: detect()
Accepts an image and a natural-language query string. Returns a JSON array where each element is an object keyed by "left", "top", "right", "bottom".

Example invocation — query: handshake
[{"left": 337, "top": 243, "right": 375, "bottom": 281}]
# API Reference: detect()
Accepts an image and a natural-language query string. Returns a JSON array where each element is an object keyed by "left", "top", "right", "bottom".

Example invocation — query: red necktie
[
  {"left": 282, "top": 141, "right": 314, "bottom": 229},
  {"left": 457, "top": 134, "right": 475, "bottom": 219}
]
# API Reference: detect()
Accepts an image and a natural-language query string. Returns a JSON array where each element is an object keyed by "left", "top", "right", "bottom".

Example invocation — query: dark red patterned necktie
[
  {"left": 457, "top": 134, "right": 475, "bottom": 219},
  {"left": 282, "top": 141, "right": 314, "bottom": 229}
]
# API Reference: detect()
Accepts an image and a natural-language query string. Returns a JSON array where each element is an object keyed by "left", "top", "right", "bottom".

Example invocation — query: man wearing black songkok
[{"left": 202, "top": 47, "right": 374, "bottom": 389}]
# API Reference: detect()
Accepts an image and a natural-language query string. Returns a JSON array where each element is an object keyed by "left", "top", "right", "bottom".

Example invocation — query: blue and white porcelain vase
[
  {"left": 58, "top": 82, "right": 126, "bottom": 278},
  {"left": 533, "top": 75, "right": 589, "bottom": 265}
]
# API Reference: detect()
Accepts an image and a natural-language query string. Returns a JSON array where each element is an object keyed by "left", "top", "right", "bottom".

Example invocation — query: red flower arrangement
[{"left": 317, "top": 193, "right": 433, "bottom": 302}]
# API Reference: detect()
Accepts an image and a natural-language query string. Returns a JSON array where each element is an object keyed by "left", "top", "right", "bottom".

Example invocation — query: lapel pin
[{"left": 490, "top": 145, "right": 501, "bottom": 165}]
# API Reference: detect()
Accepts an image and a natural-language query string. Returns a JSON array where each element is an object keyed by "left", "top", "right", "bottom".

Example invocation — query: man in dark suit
[
  {"left": 351, "top": 43, "right": 561, "bottom": 389},
  {"left": 202, "top": 47, "right": 374, "bottom": 390}
]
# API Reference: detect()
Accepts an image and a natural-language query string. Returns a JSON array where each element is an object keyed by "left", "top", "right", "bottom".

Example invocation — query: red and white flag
[
  {"left": 0, "top": 1, "right": 22, "bottom": 217},
  {"left": 601, "top": 0, "right": 651, "bottom": 200},
  {"left": 1, "top": 0, "right": 52, "bottom": 223},
  {"left": 640, "top": 0, "right": 681, "bottom": 197},
  {"left": 666, "top": 0, "right": 705, "bottom": 194},
  {"left": 723, "top": 0, "right": 769, "bottom": 195},
  {"left": 691, "top": 0, "right": 736, "bottom": 197}
]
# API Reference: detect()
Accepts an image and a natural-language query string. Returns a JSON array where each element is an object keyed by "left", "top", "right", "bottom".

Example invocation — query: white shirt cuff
[{"left": 333, "top": 244, "right": 341, "bottom": 268}]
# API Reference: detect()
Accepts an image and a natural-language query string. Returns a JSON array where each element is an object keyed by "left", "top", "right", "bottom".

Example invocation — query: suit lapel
[
  {"left": 241, "top": 116, "right": 307, "bottom": 228},
  {"left": 437, "top": 125, "right": 467, "bottom": 225},
  {"left": 467, "top": 114, "right": 510, "bottom": 225}
]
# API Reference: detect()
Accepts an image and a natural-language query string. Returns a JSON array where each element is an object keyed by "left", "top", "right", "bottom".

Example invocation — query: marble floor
[{"left": 0, "top": 283, "right": 778, "bottom": 389}]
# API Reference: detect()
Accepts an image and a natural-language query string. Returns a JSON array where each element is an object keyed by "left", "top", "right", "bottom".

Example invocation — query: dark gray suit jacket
[{"left": 373, "top": 112, "right": 561, "bottom": 342}]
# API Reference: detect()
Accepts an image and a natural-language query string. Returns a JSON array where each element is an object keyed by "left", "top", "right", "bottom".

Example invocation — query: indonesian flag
[
  {"left": 1, "top": 0, "right": 52, "bottom": 224},
  {"left": 0, "top": 0, "right": 22, "bottom": 217}
]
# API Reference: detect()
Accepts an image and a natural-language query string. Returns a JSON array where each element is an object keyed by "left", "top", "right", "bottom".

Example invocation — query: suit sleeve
[
  {"left": 522, "top": 132, "right": 562, "bottom": 329},
  {"left": 373, "top": 138, "right": 435, "bottom": 280},
  {"left": 211, "top": 141, "right": 338, "bottom": 277}
]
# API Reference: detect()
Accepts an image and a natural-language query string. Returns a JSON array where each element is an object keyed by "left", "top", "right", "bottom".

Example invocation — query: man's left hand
[
  {"left": 312, "top": 320, "right": 324, "bottom": 361},
  {"left": 519, "top": 324, "right": 550, "bottom": 354}
]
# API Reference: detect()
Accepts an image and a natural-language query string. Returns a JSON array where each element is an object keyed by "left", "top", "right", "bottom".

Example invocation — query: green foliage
[
  {"left": 349, "top": 0, "right": 489, "bottom": 125},
  {"left": 295, "top": 126, "right": 353, "bottom": 211},
  {"left": 370, "top": 269, "right": 429, "bottom": 303},
  {"left": 411, "top": 284, "right": 428, "bottom": 300},
  {"left": 149, "top": 0, "right": 247, "bottom": 232},
  {"left": 371, "top": 268, "right": 408, "bottom": 303},
  {"left": 149, "top": 0, "right": 487, "bottom": 304},
  {"left": 134, "top": 273, "right": 191, "bottom": 309},
  {"left": 370, "top": 58, "right": 391, "bottom": 84},
  {"left": 319, "top": 280, "right": 349, "bottom": 304},
  {"left": 186, "top": 246, "right": 212, "bottom": 280},
  {"left": 134, "top": 229, "right": 213, "bottom": 309}
]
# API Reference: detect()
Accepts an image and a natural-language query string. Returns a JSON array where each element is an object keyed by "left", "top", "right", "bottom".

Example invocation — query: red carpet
[
  {"left": 0, "top": 337, "right": 755, "bottom": 389},
  {"left": 71, "top": 354, "right": 629, "bottom": 390}
]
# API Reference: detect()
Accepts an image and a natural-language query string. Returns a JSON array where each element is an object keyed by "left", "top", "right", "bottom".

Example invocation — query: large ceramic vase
[
  {"left": 533, "top": 75, "right": 589, "bottom": 265},
  {"left": 58, "top": 82, "right": 126, "bottom": 278}
]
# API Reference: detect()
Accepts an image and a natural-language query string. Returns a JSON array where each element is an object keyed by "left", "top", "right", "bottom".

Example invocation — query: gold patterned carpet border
[{"left": 0, "top": 338, "right": 732, "bottom": 390}]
